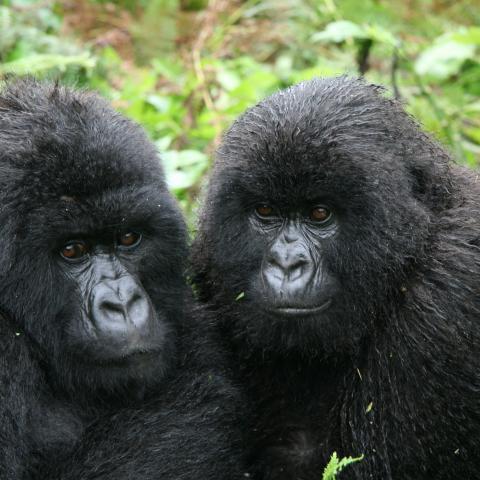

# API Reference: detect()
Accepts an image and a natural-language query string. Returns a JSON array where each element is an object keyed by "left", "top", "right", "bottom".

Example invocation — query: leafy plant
[
  {"left": 322, "top": 452, "right": 364, "bottom": 480},
  {"left": 415, "top": 28, "right": 479, "bottom": 80},
  {"left": 0, "top": 1, "right": 96, "bottom": 81},
  {"left": 0, "top": 0, "right": 478, "bottom": 222}
]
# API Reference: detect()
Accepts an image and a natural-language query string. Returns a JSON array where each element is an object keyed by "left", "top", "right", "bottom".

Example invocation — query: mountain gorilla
[
  {"left": 192, "top": 76, "right": 480, "bottom": 479},
  {"left": 0, "top": 79, "right": 242, "bottom": 479}
]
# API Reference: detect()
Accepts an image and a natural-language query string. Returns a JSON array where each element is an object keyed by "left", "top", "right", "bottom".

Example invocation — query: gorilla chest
[{"left": 253, "top": 385, "right": 340, "bottom": 479}]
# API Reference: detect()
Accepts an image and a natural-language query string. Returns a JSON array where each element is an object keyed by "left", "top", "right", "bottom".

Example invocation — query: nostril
[
  {"left": 97, "top": 300, "right": 127, "bottom": 326},
  {"left": 127, "top": 295, "right": 150, "bottom": 328},
  {"left": 91, "top": 297, "right": 128, "bottom": 333},
  {"left": 288, "top": 261, "right": 306, "bottom": 280},
  {"left": 127, "top": 293, "right": 144, "bottom": 315},
  {"left": 100, "top": 300, "right": 125, "bottom": 314},
  {"left": 128, "top": 292, "right": 142, "bottom": 305}
]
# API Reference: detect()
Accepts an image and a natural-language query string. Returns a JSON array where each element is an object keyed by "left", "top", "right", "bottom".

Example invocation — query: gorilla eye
[
  {"left": 310, "top": 206, "right": 332, "bottom": 223},
  {"left": 255, "top": 204, "right": 274, "bottom": 218},
  {"left": 61, "top": 241, "right": 88, "bottom": 261},
  {"left": 118, "top": 231, "right": 142, "bottom": 249}
]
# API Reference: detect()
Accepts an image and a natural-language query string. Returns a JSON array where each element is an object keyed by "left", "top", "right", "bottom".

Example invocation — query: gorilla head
[
  {"left": 193, "top": 76, "right": 453, "bottom": 356},
  {"left": 0, "top": 79, "right": 187, "bottom": 399}
]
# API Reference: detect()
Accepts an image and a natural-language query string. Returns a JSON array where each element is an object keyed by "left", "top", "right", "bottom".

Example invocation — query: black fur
[
  {"left": 192, "top": 76, "right": 480, "bottom": 479},
  {"left": 0, "top": 79, "right": 243, "bottom": 479},
  {"left": 41, "top": 308, "right": 245, "bottom": 480}
]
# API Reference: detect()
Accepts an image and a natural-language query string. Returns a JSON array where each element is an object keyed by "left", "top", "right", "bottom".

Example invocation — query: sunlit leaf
[
  {"left": 322, "top": 452, "right": 364, "bottom": 480},
  {"left": 364, "top": 25, "right": 399, "bottom": 47},
  {"left": 235, "top": 292, "right": 245, "bottom": 301},
  {"left": 451, "top": 27, "right": 480, "bottom": 45},
  {"left": 217, "top": 69, "right": 241, "bottom": 91},
  {"left": 162, "top": 149, "right": 209, "bottom": 191},
  {"left": 0, "top": 53, "right": 95, "bottom": 75},
  {"left": 312, "top": 21, "right": 367, "bottom": 43},
  {"left": 415, "top": 41, "right": 475, "bottom": 80}
]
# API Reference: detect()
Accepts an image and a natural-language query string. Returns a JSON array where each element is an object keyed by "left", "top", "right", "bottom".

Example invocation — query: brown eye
[
  {"left": 61, "top": 242, "right": 87, "bottom": 261},
  {"left": 310, "top": 206, "right": 332, "bottom": 223},
  {"left": 118, "top": 231, "right": 142, "bottom": 248},
  {"left": 255, "top": 204, "right": 274, "bottom": 218}
]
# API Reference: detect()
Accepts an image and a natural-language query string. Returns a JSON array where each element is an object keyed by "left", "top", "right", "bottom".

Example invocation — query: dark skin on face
[
  {"left": 252, "top": 203, "right": 337, "bottom": 317},
  {"left": 58, "top": 230, "right": 161, "bottom": 363},
  {"left": 0, "top": 79, "right": 189, "bottom": 410},
  {"left": 16, "top": 186, "right": 187, "bottom": 401}
]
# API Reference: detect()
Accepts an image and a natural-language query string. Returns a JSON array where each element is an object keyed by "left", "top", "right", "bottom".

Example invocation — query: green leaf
[
  {"left": 415, "top": 40, "right": 476, "bottom": 80},
  {"left": 363, "top": 25, "right": 399, "bottom": 47},
  {"left": 0, "top": 7, "right": 12, "bottom": 32},
  {"left": 451, "top": 27, "right": 480, "bottom": 46},
  {"left": 312, "top": 21, "right": 367, "bottom": 43},
  {"left": 162, "top": 149, "right": 209, "bottom": 191},
  {"left": 322, "top": 452, "right": 364, "bottom": 480},
  {"left": 323, "top": 452, "right": 339, "bottom": 480},
  {"left": 0, "top": 53, "right": 95, "bottom": 75},
  {"left": 151, "top": 58, "right": 185, "bottom": 81},
  {"left": 217, "top": 68, "right": 241, "bottom": 91},
  {"left": 235, "top": 292, "right": 245, "bottom": 301}
]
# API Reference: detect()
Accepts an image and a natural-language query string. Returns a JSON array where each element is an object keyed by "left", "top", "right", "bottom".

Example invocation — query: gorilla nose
[
  {"left": 263, "top": 248, "right": 312, "bottom": 294},
  {"left": 91, "top": 277, "right": 153, "bottom": 335},
  {"left": 265, "top": 248, "right": 309, "bottom": 284}
]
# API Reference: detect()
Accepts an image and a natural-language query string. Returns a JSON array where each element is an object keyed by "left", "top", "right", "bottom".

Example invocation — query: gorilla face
[
  {"left": 194, "top": 76, "right": 452, "bottom": 355},
  {"left": 42, "top": 188, "right": 185, "bottom": 392},
  {"left": 248, "top": 203, "right": 339, "bottom": 317},
  {"left": 59, "top": 230, "right": 158, "bottom": 361},
  {"left": 0, "top": 80, "right": 187, "bottom": 397}
]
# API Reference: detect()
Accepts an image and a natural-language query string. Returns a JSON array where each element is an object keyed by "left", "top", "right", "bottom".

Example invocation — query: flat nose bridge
[
  {"left": 283, "top": 222, "right": 300, "bottom": 244},
  {"left": 105, "top": 276, "right": 137, "bottom": 306},
  {"left": 94, "top": 254, "right": 123, "bottom": 281}
]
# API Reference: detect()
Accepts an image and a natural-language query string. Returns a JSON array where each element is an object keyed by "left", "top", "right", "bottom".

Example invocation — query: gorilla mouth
[
  {"left": 121, "top": 350, "right": 158, "bottom": 363},
  {"left": 90, "top": 349, "right": 162, "bottom": 367},
  {"left": 269, "top": 299, "right": 332, "bottom": 317}
]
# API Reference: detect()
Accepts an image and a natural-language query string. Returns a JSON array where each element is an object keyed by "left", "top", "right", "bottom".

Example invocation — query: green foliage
[
  {"left": 235, "top": 292, "right": 245, "bottom": 301},
  {"left": 0, "top": 53, "right": 95, "bottom": 75},
  {"left": 322, "top": 452, "right": 364, "bottom": 480},
  {"left": 0, "top": 1, "right": 92, "bottom": 81},
  {"left": 0, "top": 0, "right": 478, "bottom": 222},
  {"left": 415, "top": 29, "right": 479, "bottom": 80},
  {"left": 312, "top": 20, "right": 397, "bottom": 47}
]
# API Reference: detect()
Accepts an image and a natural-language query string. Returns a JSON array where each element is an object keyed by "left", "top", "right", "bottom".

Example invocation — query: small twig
[
  {"left": 356, "top": 38, "right": 373, "bottom": 76},
  {"left": 390, "top": 47, "right": 401, "bottom": 99}
]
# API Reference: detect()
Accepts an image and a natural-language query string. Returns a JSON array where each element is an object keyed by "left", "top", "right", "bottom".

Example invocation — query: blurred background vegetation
[{"left": 0, "top": 0, "right": 479, "bottom": 223}]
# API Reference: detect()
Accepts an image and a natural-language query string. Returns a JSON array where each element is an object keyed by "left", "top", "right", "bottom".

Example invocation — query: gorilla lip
[
  {"left": 269, "top": 299, "right": 332, "bottom": 317},
  {"left": 91, "top": 349, "right": 161, "bottom": 367}
]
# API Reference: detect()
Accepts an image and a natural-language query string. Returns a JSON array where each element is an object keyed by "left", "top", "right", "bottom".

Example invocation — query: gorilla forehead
[
  {"left": 28, "top": 187, "right": 177, "bottom": 242},
  {"left": 0, "top": 79, "right": 166, "bottom": 206},
  {"left": 214, "top": 76, "right": 420, "bottom": 202}
]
